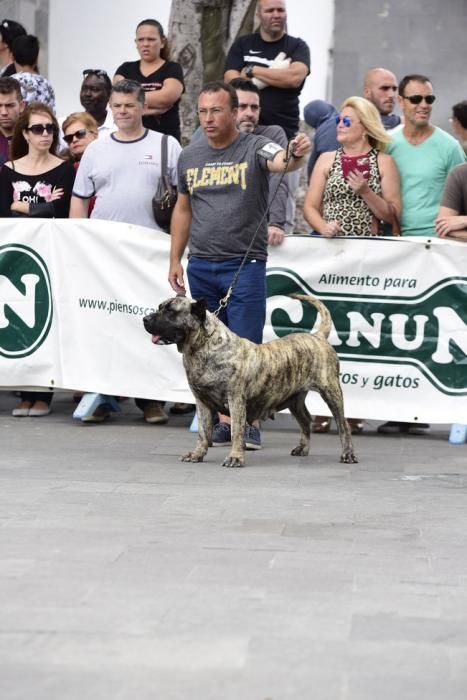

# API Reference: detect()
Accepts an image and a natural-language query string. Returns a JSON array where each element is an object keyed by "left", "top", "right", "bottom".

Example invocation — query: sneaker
[
  {"left": 377, "top": 421, "right": 409, "bottom": 434},
  {"left": 244, "top": 424, "right": 262, "bottom": 450},
  {"left": 169, "top": 402, "right": 195, "bottom": 415},
  {"left": 212, "top": 421, "right": 231, "bottom": 446},
  {"left": 143, "top": 402, "right": 168, "bottom": 424},
  {"left": 81, "top": 404, "right": 111, "bottom": 423},
  {"left": 407, "top": 423, "right": 430, "bottom": 435}
]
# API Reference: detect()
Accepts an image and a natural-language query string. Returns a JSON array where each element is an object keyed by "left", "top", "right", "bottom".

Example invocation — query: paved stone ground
[{"left": 1, "top": 391, "right": 466, "bottom": 699}]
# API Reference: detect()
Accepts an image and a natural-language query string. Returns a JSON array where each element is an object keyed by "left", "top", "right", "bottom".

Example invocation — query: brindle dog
[{"left": 143, "top": 294, "right": 358, "bottom": 467}]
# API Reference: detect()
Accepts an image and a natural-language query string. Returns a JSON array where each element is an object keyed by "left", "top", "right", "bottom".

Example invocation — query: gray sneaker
[
  {"left": 81, "top": 404, "right": 111, "bottom": 423},
  {"left": 407, "top": 423, "right": 430, "bottom": 435},
  {"left": 377, "top": 421, "right": 408, "bottom": 434}
]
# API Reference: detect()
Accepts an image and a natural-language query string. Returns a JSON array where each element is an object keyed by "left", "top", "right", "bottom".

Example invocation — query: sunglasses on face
[
  {"left": 63, "top": 128, "right": 89, "bottom": 144},
  {"left": 26, "top": 123, "right": 55, "bottom": 135},
  {"left": 401, "top": 94, "right": 436, "bottom": 105},
  {"left": 82, "top": 69, "right": 108, "bottom": 78},
  {"left": 336, "top": 115, "right": 352, "bottom": 127}
]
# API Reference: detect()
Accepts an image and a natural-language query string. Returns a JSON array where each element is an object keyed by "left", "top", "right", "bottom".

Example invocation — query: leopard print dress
[{"left": 322, "top": 147, "right": 382, "bottom": 236}]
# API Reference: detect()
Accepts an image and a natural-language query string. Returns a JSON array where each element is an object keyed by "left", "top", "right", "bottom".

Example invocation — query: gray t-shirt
[
  {"left": 178, "top": 131, "right": 282, "bottom": 261},
  {"left": 440, "top": 162, "right": 467, "bottom": 214},
  {"left": 73, "top": 129, "right": 181, "bottom": 229}
]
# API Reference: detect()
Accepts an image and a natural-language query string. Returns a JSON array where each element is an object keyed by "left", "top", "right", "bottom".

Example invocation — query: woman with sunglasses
[
  {"left": 113, "top": 19, "right": 184, "bottom": 142},
  {"left": 304, "top": 96, "right": 400, "bottom": 238},
  {"left": 303, "top": 96, "right": 401, "bottom": 434},
  {"left": 62, "top": 111, "right": 98, "bottom": 164},
  {"left": 62, "top": 111, "right": 98, "bottom": 218},
  {"left": 0, "top": 101, "right": 75, "bottom": 417}
]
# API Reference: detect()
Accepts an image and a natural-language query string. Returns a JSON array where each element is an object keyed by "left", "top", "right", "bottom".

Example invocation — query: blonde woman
[
  {"left": 303, "top": 96, "right": 401, "bottom": 434},
  {"left": 304, "top": 95, "right": 400, "bottom": 238}
]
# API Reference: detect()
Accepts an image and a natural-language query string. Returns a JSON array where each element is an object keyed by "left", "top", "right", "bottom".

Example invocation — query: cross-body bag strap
[{"left": 161, "top": 133, "right": 170, "bottom": 188}]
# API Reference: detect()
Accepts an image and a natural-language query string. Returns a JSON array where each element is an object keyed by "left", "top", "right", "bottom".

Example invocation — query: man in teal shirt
[
  {"left": 387, "top": 73, "right": 465, "bottom": 236},
  {"left": 380, "top": 74, "right": 465, "bottom": 435}
]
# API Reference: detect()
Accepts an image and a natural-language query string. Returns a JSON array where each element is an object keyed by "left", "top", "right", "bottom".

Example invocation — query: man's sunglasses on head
[{"left": 82, "top": 69, "right": 108, "bottom": 78}]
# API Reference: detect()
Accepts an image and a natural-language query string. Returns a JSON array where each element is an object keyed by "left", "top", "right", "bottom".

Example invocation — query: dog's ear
[{"left": 191, "top": 298, "right": 207, "bottom": 323}]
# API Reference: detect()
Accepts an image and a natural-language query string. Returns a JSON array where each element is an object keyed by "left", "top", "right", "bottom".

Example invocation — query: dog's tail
[{"left": 290, "top": 294, "right": 332, "bottom": 338}]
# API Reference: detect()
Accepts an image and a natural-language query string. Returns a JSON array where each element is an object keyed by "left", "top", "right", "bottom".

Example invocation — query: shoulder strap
[{"left": 161, "top": 134, "right": 168, "bottom": 178}]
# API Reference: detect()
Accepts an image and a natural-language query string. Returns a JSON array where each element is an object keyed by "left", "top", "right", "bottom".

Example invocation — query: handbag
[{"left": 152, "top": 134, "right": 177, "bottom": 233}]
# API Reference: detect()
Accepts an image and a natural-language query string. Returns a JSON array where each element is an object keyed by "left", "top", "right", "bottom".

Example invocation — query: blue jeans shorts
[{"left": 187, "top": 256, "right": 266, "bottom": 343}]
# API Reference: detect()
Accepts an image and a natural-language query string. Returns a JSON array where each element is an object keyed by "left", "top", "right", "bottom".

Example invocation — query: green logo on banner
[
  {"left": 266, "top": 267, "right": 467, "bottom": 396},
  {"left": 0, "top": 244, "right": 52, "bottom": 358}
]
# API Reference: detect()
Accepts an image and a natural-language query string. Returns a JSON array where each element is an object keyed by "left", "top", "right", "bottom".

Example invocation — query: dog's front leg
[
  {"left": 222, "top": 397, "right": 247, "bottom": 468},
  {"left": 180, "top": 400, "right": 213, "bottom": 463}
]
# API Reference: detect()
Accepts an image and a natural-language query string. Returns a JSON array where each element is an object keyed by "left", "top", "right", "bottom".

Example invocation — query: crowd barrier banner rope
[{"left": 1, "top": 219, "right": 466, "bottom": 423}]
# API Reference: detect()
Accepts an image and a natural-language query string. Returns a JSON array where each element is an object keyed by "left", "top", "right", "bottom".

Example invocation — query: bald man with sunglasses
[{"left": 386, "top": 73, "right": 465, "bottom": 237}]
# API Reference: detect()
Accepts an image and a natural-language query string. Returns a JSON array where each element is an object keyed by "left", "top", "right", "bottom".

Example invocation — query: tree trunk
[{"left": 168, "top": 0, "right": 256, "bottom": 144}]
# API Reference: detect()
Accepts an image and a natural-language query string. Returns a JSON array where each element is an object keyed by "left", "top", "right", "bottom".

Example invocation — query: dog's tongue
[{"left": 151, "top": 334, "right": 161, "bottom": 344}]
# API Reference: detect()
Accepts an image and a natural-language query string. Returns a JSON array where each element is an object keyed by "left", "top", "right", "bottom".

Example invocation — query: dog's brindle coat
[{"left": 143, "top": 295, "right": 358, "bottom": 467}]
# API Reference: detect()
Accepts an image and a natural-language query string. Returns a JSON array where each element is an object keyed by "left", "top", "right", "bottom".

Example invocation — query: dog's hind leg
[
  {"left": 288, "top": 392, "right": 312, "bottom": 456},
  {"left": 319, "top": 380, "right": 358, "bottom": 464},
  {"left": 180, "top": 400, "right": 213, "bottom": 463}
]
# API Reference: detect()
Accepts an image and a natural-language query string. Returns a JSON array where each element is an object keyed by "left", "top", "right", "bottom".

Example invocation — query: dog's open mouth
[{"left": 151, "top": 335, "right": 173, "bottom": 345}]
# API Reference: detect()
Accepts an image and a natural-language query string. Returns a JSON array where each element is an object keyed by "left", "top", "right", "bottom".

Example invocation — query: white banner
[{"left": 1, "top": 220, "right": 466, "bottom": 423}]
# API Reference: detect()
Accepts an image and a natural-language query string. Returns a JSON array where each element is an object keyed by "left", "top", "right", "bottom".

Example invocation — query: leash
[{"left": 213, "top": 141, "right": 298, "bottom": 317}]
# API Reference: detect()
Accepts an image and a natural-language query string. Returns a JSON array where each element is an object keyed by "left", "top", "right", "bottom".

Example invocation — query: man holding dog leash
[{"left": 168, "top": 80, "right": 310, "bottom": 449}]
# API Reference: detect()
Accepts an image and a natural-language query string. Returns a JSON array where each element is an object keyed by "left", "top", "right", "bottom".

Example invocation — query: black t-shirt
[
  {"left": 0, "top": 159, "right": 76, "bottom": 218},
  {"left": 115, "top": 60, "right": 184, "bottom": 142},
  {"left": 0, "top": 63, "right": 16, "bottom": 77},
  {"left": 225, "top": 33, "right": 310, "bottom": 139}
]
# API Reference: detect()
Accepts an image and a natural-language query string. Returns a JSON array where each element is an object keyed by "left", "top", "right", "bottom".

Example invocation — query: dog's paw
[
  {"left": 222, "top": 455, "right": 245, "bottom": 468},
  {"left": 180, "top": 452, "right": 204, "bottom": 463},
  {"left": 340, "top": 451, "right": 358, "bottom": 464},
  {"left": 291, "top": 445, "right": 309, "bottom": 456}
]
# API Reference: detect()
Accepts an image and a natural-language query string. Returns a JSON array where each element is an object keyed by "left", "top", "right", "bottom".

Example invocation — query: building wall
[{"left": 331, "top": 0, "right": 467, "bottom": 132}]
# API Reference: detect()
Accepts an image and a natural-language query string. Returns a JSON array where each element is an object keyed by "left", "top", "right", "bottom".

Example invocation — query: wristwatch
[{"left": 245, "top": 64, "right": 255, "bottom": 79}]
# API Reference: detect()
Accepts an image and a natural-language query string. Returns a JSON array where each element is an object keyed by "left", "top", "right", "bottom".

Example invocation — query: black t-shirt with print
[
  {"left": 225, "top": 33, "right": 310, "bottom": 138},
  {"left": 115, "top": 60, "right": 184, "bottom": 142},
  {"left": 0, "top": 159, "right": 76, "bottom": 218}
]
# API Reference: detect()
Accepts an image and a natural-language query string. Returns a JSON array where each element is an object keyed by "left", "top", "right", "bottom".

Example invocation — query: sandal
[
  {"left": 347, "top": 418, "right": 364, "bottom": 435},
  {"left": 312, "top": 415, "right": 331, "bottom": 433}
]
